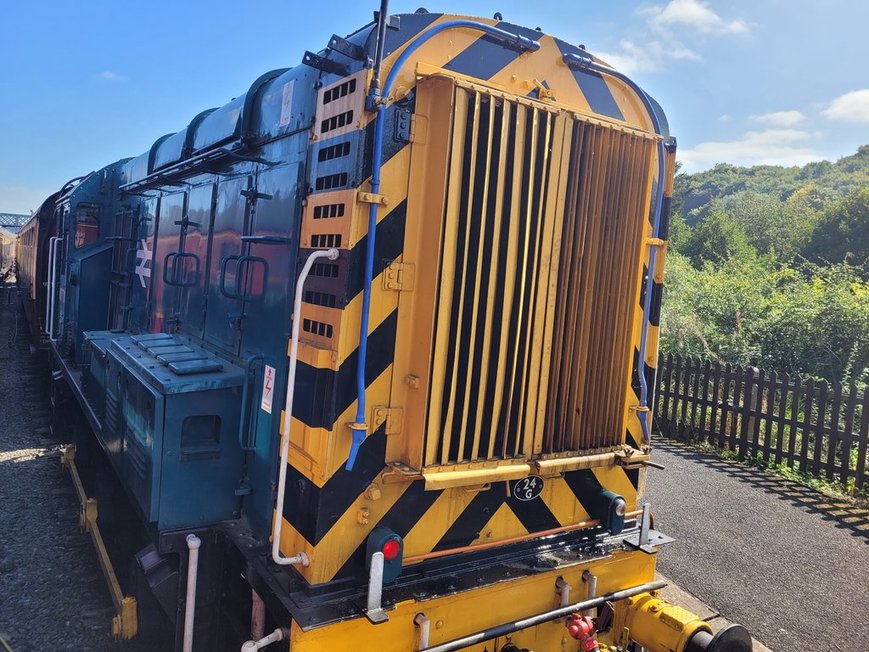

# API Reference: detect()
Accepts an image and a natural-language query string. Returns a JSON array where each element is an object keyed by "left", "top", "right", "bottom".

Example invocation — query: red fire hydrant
[{"left": 566, "top": 614, "right": 600, "bottom": 652}]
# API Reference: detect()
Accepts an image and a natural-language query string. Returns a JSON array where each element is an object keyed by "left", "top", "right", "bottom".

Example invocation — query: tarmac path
[{"left": 646, "top": 437, "right": 869, "bottom": 652}]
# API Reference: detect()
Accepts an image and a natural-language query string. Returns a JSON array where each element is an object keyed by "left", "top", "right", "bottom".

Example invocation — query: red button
[{"left": 381, "top": 538, "right": 401, "bottom": 560}]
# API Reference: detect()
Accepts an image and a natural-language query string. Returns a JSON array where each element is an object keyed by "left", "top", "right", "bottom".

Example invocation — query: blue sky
[{"left": 1, "top": 0, "right": 867, "bottom": 213}]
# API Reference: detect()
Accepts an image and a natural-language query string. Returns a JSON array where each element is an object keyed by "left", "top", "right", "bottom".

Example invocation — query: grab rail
[{"left": 46, "top": 236, "right": 62, "bottom": 340}]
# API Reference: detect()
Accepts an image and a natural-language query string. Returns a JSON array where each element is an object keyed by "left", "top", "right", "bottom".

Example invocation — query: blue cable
[{"left": 347, "top": 20, "right": 540, "bottom": 470}]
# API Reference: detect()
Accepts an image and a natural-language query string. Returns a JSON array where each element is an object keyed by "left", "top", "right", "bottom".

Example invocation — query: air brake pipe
[
  {"left": 419, "top": 580, "right": 667, "bottom": 652},
  {"left": 250, "top": 590, "right": 265, "bottom": 640},
  {"left": 241, "top": 628, "right": 289, "bottom": 651},
  {"left": 349, "top": 19, "right": 541, "bottom": 470},
  {"left": 271, "top": 248, "right": 339, "bottom": 566},
  {"left": 402, "top": 510, "right": 642, "bottom": 564},
  {"left": 182, "top": 534, "right": 201, "bottom": 652},
  {"left": 563, "top": 51, "right": 669, "bottom": 444}
]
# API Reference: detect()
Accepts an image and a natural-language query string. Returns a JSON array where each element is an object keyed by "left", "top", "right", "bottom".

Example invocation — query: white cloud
[
  {"left": 596, "top": 39, "right": 699, "bottom": 75},
  {"left": 750, "top": 110, "right": 806, "bottom": 127},
  {"left": 0, "top": 185, "right": 55, "bottom": 214},
  {"left": 678, "top": 129, "right": 822, "bottom": 172},
  {"left": 719, "top": 114, "right": 733, "bottom": 122},
  {"left": 642, "top": 0, "right": 750, "bottom": 35},
  {"left": 95, "top": 70, "right": 126, "bottom": 82},
  {"left": 822, "top": 89, "right": 869, "bottom": 123}
]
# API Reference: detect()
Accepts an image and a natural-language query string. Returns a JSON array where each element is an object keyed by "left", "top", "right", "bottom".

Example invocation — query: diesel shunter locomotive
[{"left": 17, "top": 5, "right": 751, "bottom": 652}]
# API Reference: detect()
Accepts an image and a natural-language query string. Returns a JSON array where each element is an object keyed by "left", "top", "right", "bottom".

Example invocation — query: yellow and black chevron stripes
[
  {"left": 278, "top": 438, "right": 637, "bottom": 584},
  {"left": 278, "top": 12, "right": 671, "bottom": 580},
  {"left": 374, "top": 16, "right": 654, "bottom": 135}
]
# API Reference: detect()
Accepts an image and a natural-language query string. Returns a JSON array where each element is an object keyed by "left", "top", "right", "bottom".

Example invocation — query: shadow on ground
[{"left": 652, "top": 436, "right": 869, "bottom": 541}]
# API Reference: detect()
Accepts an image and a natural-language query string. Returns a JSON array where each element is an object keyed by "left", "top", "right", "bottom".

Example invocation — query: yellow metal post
[{"left": 60, "top": 445, "right": 138, "bottom": 640}]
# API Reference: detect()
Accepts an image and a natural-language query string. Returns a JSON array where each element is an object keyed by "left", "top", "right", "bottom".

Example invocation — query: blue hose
[
  {"left": 347, "top": 20, "right": 540, "bottom": 470},
  {"left": 563, "top": 52, "right": 668, "bottom": 444}
]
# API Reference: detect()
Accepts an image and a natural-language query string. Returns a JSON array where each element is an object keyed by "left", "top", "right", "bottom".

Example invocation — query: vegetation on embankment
[{"left": 661, "top": 145, "right": 869, "bottom": 386}]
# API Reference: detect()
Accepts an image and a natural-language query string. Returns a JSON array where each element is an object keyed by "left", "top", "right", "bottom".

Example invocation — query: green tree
[
  {"left": 680, "top": 202, "right": 755, "bottom": 266},
  {"left": 803, "top": 188, "right": 869, "bottom": 268}
]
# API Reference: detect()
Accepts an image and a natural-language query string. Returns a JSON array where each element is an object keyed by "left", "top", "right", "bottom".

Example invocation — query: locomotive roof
[{"left": 124, "top": 10, "right": 668, "bottom": 186}]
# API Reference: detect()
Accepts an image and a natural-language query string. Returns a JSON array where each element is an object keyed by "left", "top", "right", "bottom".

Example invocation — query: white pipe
[
  {"left": 367, "top": 551, "right": 385, "bottom": 614},
  {"left": 183, "top": 534, "right": 201, "bottom": 652},
  {"left": 582, "top": 570, "right": 597, "bottom": 616},
  {"left": 48, "top": 236, "right": 62, "bottom": 341},
  {"left": 250, "top": 589, "right": 265, "bottom": 641},
  {"left": 271, "top": 248, "right": 339, "bottom": 567},
  {"left": 556, "top": 577, "right": 571, "bottom": 608},
  {"left": 46, "top": 236, "right": 60, "bottom": 337},
  {"left": 44, "top": 236, "right": 53, "bottom": 333},
  {"left": 241, "top": 627, "right": 288, "bottom": 652},
  {"left": 415, "top": 614, "right": 431, "bottom": 650}
]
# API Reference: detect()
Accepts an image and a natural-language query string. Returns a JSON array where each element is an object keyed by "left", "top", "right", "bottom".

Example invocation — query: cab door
[
  {"left": 204, "top": 176, "right": 250, "bottom": 354},
  {"left": 177, "top": 183, "right": 215, "bottom": 339},
  {"left": 150, "top": 192, "right": 185, "bottom": 333}
]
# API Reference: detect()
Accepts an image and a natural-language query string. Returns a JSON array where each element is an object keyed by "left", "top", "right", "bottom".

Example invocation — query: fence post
[{"left": 738, "top": 366, "right": 758, "bottom": 461}]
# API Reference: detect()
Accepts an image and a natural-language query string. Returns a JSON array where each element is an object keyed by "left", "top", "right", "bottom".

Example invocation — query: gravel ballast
[{"left": 0, "top": 279, "right": 129, "bottom": 651}]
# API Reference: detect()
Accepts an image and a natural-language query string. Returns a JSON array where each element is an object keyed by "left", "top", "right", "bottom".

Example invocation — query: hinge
[
  {"left": 394, "top": 108, "right": 412, "bottom": 143},
  {"left": 240, "top": 188, "right": 274, "bottom": 202},
  {"left": 382, "top": 262, "right": 414, "bottom": 291},
  {"left": 371, "top": 405, "right": 403, "bottom": 436}
]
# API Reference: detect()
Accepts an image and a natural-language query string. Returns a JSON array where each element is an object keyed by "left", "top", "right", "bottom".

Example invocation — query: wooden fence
[{"left": 654, "top": 354, "right": 868, "bottom": 491}]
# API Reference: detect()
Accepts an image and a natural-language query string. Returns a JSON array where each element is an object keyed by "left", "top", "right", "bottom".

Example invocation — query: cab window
[{"left": 75, "top": 204, "right": 101, "bottom": 248}]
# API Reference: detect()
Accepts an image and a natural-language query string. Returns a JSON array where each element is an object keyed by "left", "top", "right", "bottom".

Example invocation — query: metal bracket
[
  {"left": 302, "top": 51, "right": 350, "bottom": 77},
  {"left": 623, "top": 502, "right": 674, "bottom": 553},
  {"left": 382, "top": 262, "right": 414, "bottom": 291},
  {"left": 357, "top": 191, "right": 389, "bottom": 205},
  {"left": 328, "top": 34, "right": 366, "bottom": 61},
  {"left": 614, "top": 447, "right": 652, "bottom": 470},
  {"left": 240, "top": 188, "right": 274, "bottom": 202},
  {"left": 371, "top": 405, "right": 403, "bottom": 435},
  {"left": 373, "top": 11, "right": 400, "bottom": 30},
  {"left": 365, "top": 552, "right": 389, "bottom": 624}
]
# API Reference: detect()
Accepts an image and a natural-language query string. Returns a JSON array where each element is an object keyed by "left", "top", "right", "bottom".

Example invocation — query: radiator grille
[
  {"left": 423, "top": 83, "right": 655, "bottom": 467},
  {"left": 545, "top": 124, "right": 655, "bottom": 452}
]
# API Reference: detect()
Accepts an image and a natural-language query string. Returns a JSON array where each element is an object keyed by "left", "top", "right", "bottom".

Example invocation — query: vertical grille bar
[
  {"left": 486, "top": 101, "right": 525, "bottom": 460},
  {"left": 426, "top": 86, "right": 469, "bottom": 466}
]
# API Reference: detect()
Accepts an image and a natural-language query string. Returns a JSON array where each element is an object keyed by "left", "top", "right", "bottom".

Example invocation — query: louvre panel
[
  {"left": 423, "top": 81, "right": 655, "bottom": 468},
  {"left": 545, "top": 125, "right": 655, "bottom": 452},
  {"left": 424, "top": 88, "right": 567, "bottom": 466}
]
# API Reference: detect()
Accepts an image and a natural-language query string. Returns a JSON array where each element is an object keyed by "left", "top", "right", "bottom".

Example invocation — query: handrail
[
  {"left": 420, "top": 580, "right": 667, "bottom": 652},
  {"left": 271, "top": 247, "right": 339, "bottom": 567},
  {"left": 47, "top": 236, "right": 62, "bottom": 341},
  {"left": 220, "top": 255, "right": 269, "bottom": 300},
  {"left": 348, "top": 18, "right": 540, "bottom": 470},
  {"left": 238, "top": 355, "right": 265, "bottom": 452}
]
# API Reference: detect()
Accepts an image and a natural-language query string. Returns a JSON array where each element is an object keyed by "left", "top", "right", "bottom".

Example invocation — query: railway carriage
[
  {"left": 18, "top": 6, "right": 750, "bottom": 652},
  {"left": 0, "top": 227, "right": 15, "bottom": 278}
]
